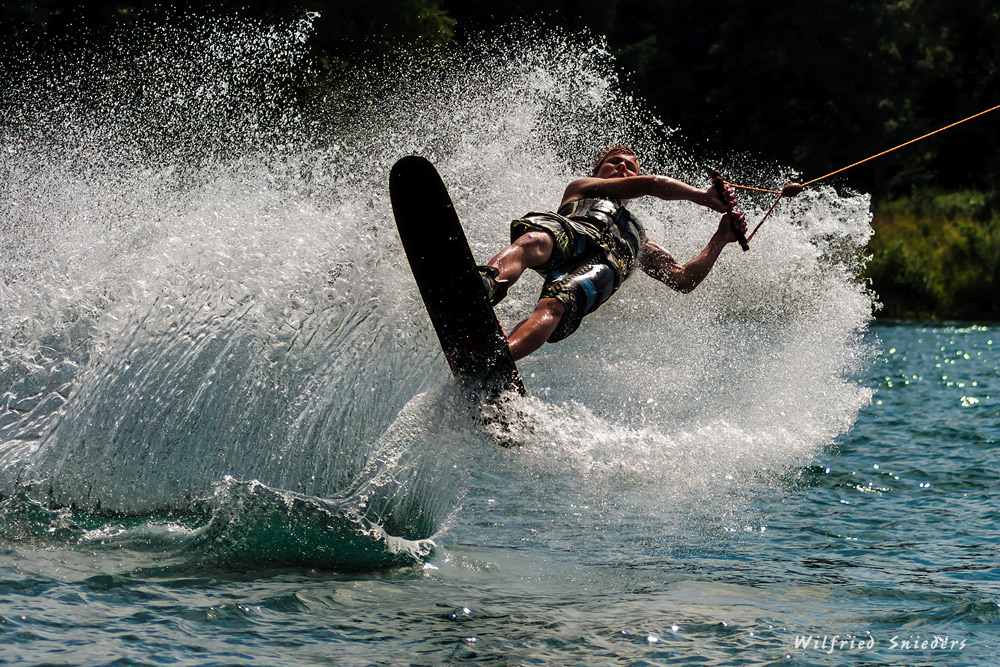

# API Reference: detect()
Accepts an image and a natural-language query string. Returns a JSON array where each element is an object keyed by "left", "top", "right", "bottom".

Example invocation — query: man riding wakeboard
[{"left": 480, "top": 145, "right": 749, "bottom": 360}]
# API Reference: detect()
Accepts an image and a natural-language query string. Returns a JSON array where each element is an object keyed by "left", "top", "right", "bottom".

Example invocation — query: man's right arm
[{"left": 562, "top": 175, "right": 732, "bottom": 211}]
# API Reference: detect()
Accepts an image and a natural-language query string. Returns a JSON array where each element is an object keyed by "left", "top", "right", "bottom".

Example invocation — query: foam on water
[{"left": 0, "top": 14, "right": 875, "bottom": 566}]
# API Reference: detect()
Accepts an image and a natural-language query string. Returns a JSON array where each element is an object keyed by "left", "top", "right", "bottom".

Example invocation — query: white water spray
[{"left": 0, "top": 15, "right": 874, "bottom": 546}]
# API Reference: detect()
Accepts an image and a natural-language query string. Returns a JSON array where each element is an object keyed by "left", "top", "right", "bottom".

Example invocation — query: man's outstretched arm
[
  {"left": 638, "top": 211, "right": 747, "bottom": 293},
  {"left": 562, "top": 175, "right": 734, "bottom": 211}
]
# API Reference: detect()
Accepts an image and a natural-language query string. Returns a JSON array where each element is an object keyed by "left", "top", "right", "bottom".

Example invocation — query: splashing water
[{"left": 0, "top": 14, "right": 875, "bottom": 569}]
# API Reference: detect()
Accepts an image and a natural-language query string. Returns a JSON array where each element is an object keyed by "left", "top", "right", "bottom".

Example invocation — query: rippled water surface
[{"left": 3, "top": 323, "right": 998, "bottom": 666}]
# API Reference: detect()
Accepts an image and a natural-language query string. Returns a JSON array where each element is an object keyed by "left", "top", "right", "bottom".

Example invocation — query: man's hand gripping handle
[{"left": 711, "top": 169, "right": 749, "bottom": 252}]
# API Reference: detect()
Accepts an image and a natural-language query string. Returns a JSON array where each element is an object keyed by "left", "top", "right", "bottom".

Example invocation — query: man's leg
[
  {"left": 506, "top": 297, "right": 565, "bottom": 361},
  {"left": 505, "top": 251, "right": 614, "bottom": 360},
  {"left": 488, "top": 231, "right": 554, "bottom": 284}
]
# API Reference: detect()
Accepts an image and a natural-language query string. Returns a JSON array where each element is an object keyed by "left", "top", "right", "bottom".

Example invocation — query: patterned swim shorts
[{"left": 510, "top": 213, "right": 621, "bottom": 342}]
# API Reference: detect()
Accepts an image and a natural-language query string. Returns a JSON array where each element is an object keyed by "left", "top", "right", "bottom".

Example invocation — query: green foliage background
[
  {"left": 866, "top": 190, "right": 1000, "bottom": 320},
  {"left": 2, "top": 0, "right": 998, "bottom": 319}
]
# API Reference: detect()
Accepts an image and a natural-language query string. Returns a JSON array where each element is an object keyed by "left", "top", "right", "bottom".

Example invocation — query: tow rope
[{"left": 720, "top": 103, "right": 1000, "bottom": 245}]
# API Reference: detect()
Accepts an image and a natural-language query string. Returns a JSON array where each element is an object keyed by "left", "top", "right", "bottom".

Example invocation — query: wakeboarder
[{"left": 480, "top": 145, "right": 749, "bottom": 360}]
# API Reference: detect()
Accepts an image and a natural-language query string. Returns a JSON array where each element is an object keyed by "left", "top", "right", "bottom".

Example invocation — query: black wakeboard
[{"left": 389, "top": 155, "right": 523, "bottom": 396}]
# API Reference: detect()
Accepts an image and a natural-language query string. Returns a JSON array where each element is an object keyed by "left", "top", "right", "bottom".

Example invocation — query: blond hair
[{"left": 591, "top": 145, "right": 638, "bottom": 176}]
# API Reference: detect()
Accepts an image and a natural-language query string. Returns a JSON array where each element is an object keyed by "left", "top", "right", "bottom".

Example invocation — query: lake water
[
  {"left": 2, "top": 323, "right": 996, "bottom": 666},
  {"left": 1, "top": 14, "right": 997, "bottom": 667}
]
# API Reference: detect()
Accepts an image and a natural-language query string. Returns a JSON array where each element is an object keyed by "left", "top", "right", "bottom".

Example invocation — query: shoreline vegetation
[{"left": 866, "top": 190, "right": 1000, "bottom": 322}]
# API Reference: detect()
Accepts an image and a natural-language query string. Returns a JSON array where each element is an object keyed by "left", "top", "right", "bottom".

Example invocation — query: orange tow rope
[
  {"left": 723, "top": 103, "right": 1000, "bottom": 245},
  {"left": 801, "top": 103, "right": 1000, "bottom": 187}
]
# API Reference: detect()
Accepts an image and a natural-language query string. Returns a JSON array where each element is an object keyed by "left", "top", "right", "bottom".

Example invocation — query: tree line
[
  {"left": 3, "top": 1, "right": 998, "bottom": 319},
  {"left": 3, "top": 0, "right": 998, "bottom": 198}
]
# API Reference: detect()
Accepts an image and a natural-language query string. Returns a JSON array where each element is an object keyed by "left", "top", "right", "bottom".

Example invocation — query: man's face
[{"left": 596, "top": 153, "right": 639, "bottom": 179}]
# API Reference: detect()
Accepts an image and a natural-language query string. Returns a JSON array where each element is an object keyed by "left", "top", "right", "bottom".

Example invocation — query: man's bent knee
[
  {"left": 517, "top": 231, "right": 554, "bottom": 264},
  {"left": 507, "top": 298, "right": 566, "bottom": 361},
  {"left": 537, "top": 297, "right": 565, "bottom": 321}
]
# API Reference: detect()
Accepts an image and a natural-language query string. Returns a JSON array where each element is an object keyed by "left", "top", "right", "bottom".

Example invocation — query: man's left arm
[{"left": 638, "top": 211, "right": 747, "bottom": 293}]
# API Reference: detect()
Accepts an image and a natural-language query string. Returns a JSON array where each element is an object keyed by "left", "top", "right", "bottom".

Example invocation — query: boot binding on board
[{"left": 478, "top": 265, "right": 509, "bottom": 306}]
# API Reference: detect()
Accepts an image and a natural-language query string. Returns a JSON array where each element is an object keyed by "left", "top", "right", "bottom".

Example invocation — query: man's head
[{"left": 591, "top": 145, "right": 639, "bottom": 178}]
